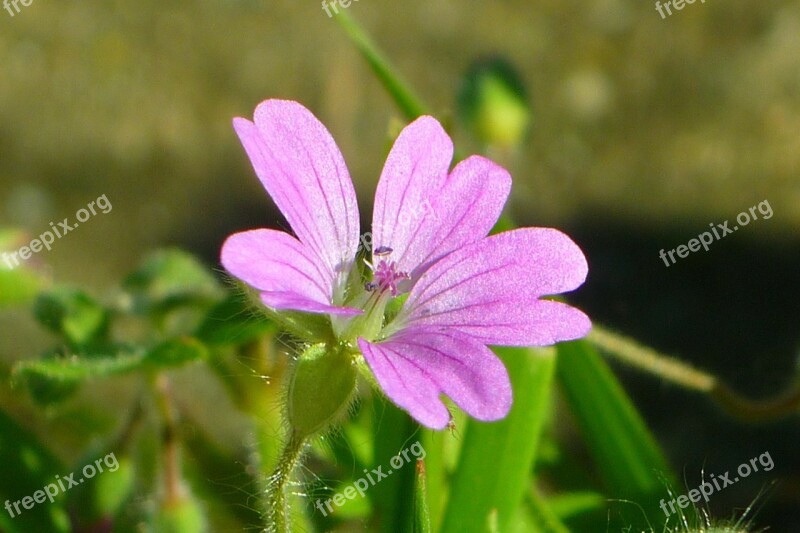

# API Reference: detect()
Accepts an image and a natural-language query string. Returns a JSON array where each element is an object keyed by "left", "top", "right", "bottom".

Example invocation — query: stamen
[{"left": 364, "top": 247, "right": 409, "bottom": 296}]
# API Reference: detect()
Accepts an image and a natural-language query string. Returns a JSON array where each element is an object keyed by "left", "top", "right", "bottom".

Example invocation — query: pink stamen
[{"left": 365, "top": 247, "right": 409, "bottom": 296}]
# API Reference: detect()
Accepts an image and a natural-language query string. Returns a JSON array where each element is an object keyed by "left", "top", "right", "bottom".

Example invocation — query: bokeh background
[{"left": 1, "top": 0, "right": 799, "bottom": 530}]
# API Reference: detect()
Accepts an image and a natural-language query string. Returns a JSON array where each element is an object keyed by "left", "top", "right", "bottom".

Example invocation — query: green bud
[
  {"left": 458, "top": 57, "right": 531, "bottom": 148},
  {"left": 288, "top": 343, "right": 357, "bottom": 437}
]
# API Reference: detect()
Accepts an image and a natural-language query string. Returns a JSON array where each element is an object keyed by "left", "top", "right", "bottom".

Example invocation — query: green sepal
[{"left": 288, "top": 343, "right": 357, "bottom": 438}]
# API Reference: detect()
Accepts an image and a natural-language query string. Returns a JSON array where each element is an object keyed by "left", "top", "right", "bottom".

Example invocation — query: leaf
[
  {"left": 556, "top": 339, "right": 677, "bottom": 529},
  {"left": 122, "top": 249, "right": 223, "bottom": 315},
  {"left": 143, "top": 338, "right": 209, "bottom": 369},
  {"left": 369, "top": 397, "right": 420, "bottom": 533},
  {"left": 13, "top": 338, "right": 209, "bottom": 386},
  {"left": 13, "top": 350, "right": 146, "bottom": 384},
  {"left": 33, "top": 287, "right": 108, "bottom": 348},
  {"left": 0, "top": 409, "right": 70, "bottom": 533},
  {"left": 439, "top": 347, "right": 558, "bottom": 533},
  {"left": 195, "top": 294, "right": 274, "bottom": 346}
]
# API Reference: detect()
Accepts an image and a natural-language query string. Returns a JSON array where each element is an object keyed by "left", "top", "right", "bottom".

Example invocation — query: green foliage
[
  {"left": 557, "top": 340, "right": 678, "bottom": 529},
  {"left": 0, "top": 229, "right": 47, "bottom": 307},
  {"left": 440, "top": 347, "right": 561, "bottom": 533},
  {"left": 0, "top": 410, "right": 70, "bottom": 533},
  {"left": 34, "top": 288, "right": 109, "bottom": 349}
]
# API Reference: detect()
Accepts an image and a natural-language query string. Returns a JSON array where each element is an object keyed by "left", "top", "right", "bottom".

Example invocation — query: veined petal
[
  {"left": 260, "top": 292, "right": 361, "bottom": 316},
  {"left": 398, "top": 228, "right": 591, "bottom": 346},
  {"left": 221, "top": 229, "right": 361, "bottom": 316},
  {"left": 410, "top": 155, "right": 511, "bottom": 278},
  {"left": 372, "top": 116, "right": 452, "bottom": 273},
  {"left": 233, "top": 100, "right": 359, "bottom": 293},
  {"left": 358, "top": 329, "right": 511, "bottom": 430}
]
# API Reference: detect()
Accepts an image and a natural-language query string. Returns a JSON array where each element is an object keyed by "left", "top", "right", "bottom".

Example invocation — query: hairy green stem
[
  {"left": 589, "top": 325, "right": 800, "bottom": 422},
  {"left": 265, "top": 431, "right": 305, "bottom": 533}
]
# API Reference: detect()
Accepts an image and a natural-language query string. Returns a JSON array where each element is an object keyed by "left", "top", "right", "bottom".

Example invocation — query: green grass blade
[
  {"left": 556, "top": 339, "right": 677, "bottom": 529},
  {"left": 440, "top": 347, "right": 557, "bottom": 533},
  {"left": 370, "top": 397, "right": 420, "bottom": 533}
]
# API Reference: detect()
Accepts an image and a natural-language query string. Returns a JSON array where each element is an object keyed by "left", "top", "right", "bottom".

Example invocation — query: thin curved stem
[{"left": 589, "top": 325, "right": 800, "bottom": 423}]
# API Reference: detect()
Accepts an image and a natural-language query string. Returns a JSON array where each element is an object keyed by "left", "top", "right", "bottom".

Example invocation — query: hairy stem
[
  {"left": 265, "top": 430, "right": 306, "bottom": 533},
  {"left": 589, "top": 325, "right": 800, "bottom": 422}
]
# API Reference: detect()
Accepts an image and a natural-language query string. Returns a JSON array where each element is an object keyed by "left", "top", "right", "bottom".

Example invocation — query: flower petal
[
  {"left": 409, "top": 155, "right": 511, "bottom": 278},
  {"left": 233, "top": 100, "right": 359, "bottom": 294},
  {"left": 371, "top": 116, "right": 453, "bottom": 273},
  {"left": 358, "top": 329, "right": 511, "bottom": 429},
  {"left": 398, "top": 228, "right": 591, "bottom": 346},
  {"left": 221, "top": 229, "right": 361, "bottom": 316}
]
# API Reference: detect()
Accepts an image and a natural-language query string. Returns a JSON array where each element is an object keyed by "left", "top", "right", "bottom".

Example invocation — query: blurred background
[{"left": 1, "top": 0, "right": 799, "bottom": 530}]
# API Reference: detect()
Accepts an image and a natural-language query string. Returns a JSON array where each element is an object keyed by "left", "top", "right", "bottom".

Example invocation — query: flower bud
[
  {"left": 458, "top": 57, "right": 531, "bottom": 149},
  {"left": 288, "top": 343, "right": 356, "bottom": 437}
]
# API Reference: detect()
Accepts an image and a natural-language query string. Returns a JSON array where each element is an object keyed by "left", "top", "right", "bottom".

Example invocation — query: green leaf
[
  {"left": 440, "top": 347, "right": 558, "bottom": 533},
  {"left": 34, "top": 287, "right": 108, "bottom": 348},
  {"left": 546, "top": 491, "right": 606, "bottom": 522},
  {"left": 13, "top": 338, "right": 208, "bottom": 386},
  {"left": 0, "top": 409, "right": 70, "bottom": 533},
  {"left": 195, "top": 294, "right": 274, "bottom": 345},
  {"left": 556, "top": 339, "right": 677, "bottom": 529},
  {"left": 369, "top": 398, "right": 419, "bottom": 533},
  {"left": 143, "top": 338, "right": 209, "bottom": 369},
  {"left": 123, "top": 249, "right": 223, "bottom": 315},
  {"left": 13, "top": 349, "right": 146, "bottom": 384}
]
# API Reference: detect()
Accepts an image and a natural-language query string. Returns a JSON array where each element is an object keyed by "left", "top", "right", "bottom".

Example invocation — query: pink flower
[{"left": 221, "top": 100, "right": 590, "bottom": 429}]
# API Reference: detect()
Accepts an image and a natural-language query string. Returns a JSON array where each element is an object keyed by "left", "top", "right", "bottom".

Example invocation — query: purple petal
[
  {"left": 371, "top": 116, "right": 453, "bottom": 273},
  {"left": 410, "top": 155, "right": 511, "bottom": 278},
  {"left": 358, "top": 329, "right": 511, "bottom": 429},
  {"left": 259, "top": 292, "right": 361, "bottom": 316},
  {"left": 221, "top": 229, "right": 361, "bottom": 316},
  {"left": 399, "top": 228, "right": 591, "bottom": 346},
  {"left": 233, "top": 100, "right": 359, "bottom": 290}
]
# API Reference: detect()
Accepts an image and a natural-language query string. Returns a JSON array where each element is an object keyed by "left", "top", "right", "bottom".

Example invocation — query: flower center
[
  {"left": 335, "top": 246, "right": 409, "bottom": 342},
  {"left": 365, "top": 247, "right": 409, "bottom": 297}
]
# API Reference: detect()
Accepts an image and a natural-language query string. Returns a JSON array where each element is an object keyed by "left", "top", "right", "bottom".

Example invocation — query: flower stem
[
  {"left": 333, "top": 10, "right": 429, "bottom": 120},
  {"left": 154, "top": 374, "right": 182, "bottom": 505},
  {"left": 265, "top": 430, "right": 306, "bottom": 533},
  {"left": 589, "top": 324, "right": 800, "bottom": 422}
]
